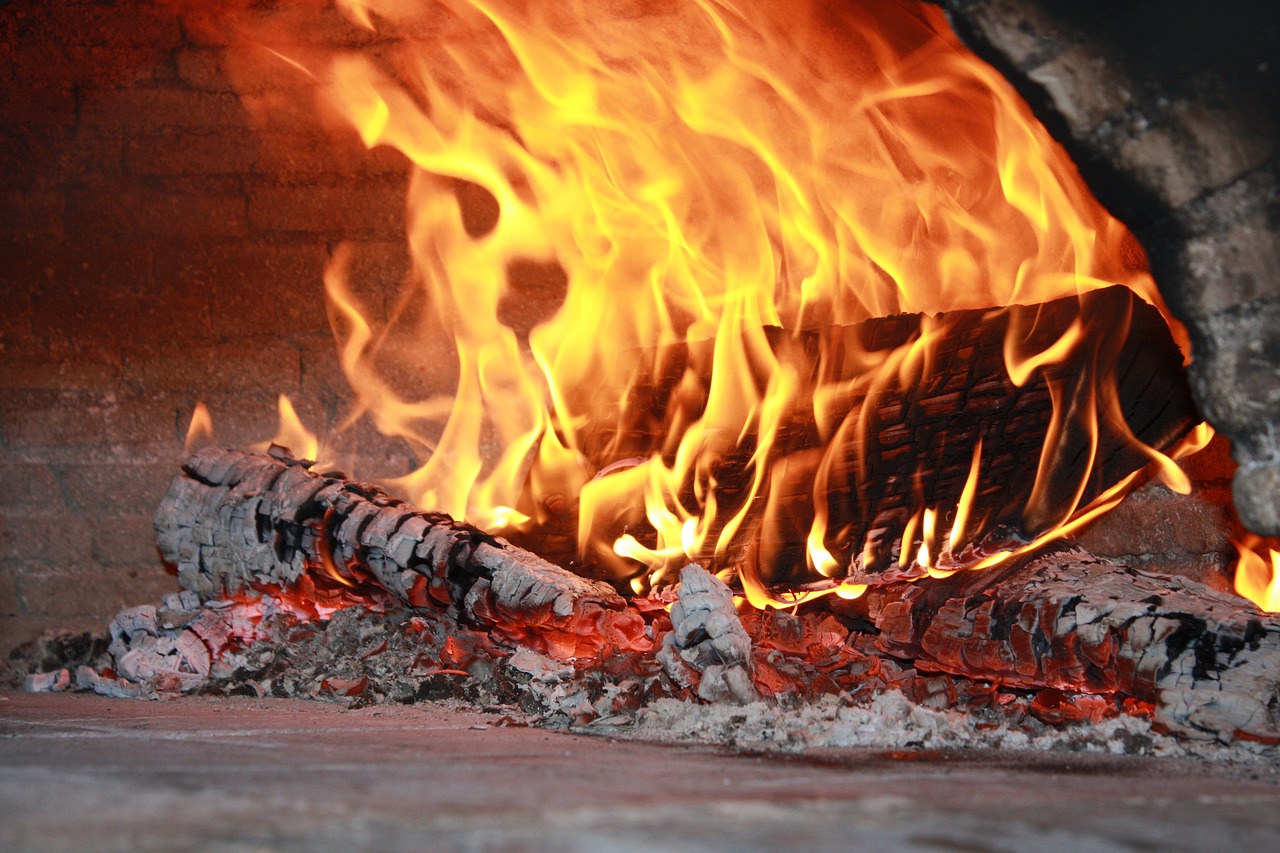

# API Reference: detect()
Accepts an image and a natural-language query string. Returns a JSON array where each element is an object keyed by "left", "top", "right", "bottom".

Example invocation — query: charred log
[
  {"left": 510, "top": 285, "right": 1200, "bottom": 585},
  {"left": 860, "top": 547, "right": 1280, "bottom": 743},
  {"left": 153, "top": 446, "right": 648, "bottom": 658}
]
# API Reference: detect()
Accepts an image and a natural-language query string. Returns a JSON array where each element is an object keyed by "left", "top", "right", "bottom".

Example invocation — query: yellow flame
[
  {"left": 219, "top": 0, "right": 1199, "bottom": 606},
  {"left": 183, "top": 402, "right": 214, "bottom": 454},
  {"left": 949, "top": 437, "right": 984, "bottom": 551},
  {"left": 253, "top": 395, "right": 321, "bottom": 464},
  {"left": 1234, "top": 536, "right": 1280, "bottom": 613}
]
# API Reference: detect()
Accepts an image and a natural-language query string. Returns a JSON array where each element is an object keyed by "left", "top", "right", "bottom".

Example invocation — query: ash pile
[{"left": 9, "top": 446, "right": 1280, "bottom": 760}]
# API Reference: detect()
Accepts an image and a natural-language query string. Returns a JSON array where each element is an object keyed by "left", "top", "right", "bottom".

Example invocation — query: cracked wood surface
[
  {"left": 154, "top": 446, "right": 647, "bottom": 657},
  {"left": 864, "top": 547, "right": 1280, "bottom": 742}
]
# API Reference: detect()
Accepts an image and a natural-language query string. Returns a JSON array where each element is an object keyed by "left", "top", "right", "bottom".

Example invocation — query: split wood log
[
  {"left": 860, "top": 547, "right": 1280, "bottom": 743},
  {"left": 510, "top": 285, "right": 1200, "bottom": 585},
  {"left": 153, "top": 446, "right": 649, "bottom": 658}
]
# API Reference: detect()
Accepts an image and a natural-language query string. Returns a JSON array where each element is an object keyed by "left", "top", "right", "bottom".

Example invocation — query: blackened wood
[
  {"left": 154, "top": 446, "right": 648, "bottom": 657},
  {"left": 860, "top": 547, "right": 1280, "bottom": 743},
  {"left": 510, "top": 285, "right": 1200, "bottom": 584}
]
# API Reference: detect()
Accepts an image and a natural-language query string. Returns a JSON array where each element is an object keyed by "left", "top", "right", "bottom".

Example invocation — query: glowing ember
[{"left": 187, "top": 0, "right": 1205, "bottom": 606}]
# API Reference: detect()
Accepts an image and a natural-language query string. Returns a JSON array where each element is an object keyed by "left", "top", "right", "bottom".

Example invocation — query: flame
[
  {"left": 1234, "top": 536, "right": 1280, "bottom": 613},
  {"left": 209, "top": 0, "right": 1198, "bottom": 606},
  {"left": 256, "top": 394, "right": 322, "bottom": 463},
  {"left": 183, "top": 402, "right": 214, "bottom": 454}
]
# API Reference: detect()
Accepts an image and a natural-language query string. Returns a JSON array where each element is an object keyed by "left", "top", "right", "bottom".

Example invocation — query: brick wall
[{"left": 0, "top": 0, "right": 419, "bottom": 652}]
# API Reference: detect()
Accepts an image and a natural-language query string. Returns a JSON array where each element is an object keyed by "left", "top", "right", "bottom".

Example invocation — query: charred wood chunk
[
  {"left": 154, "top": 447, "right": 646, "bottom": 658},
  {"left": 862, "top": 547, "right": 1280, "bottom": 743}
]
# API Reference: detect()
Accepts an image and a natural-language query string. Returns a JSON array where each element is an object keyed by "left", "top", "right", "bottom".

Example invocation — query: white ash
[
  {"left": 607, "top": 693, "right": 1278, "bottom": 762},
  {"left": 659, "top": 564, "right": 757, "bottom": 704},
  {"left": 12, "top": 563, "right": 1280, "bottom": 764}
]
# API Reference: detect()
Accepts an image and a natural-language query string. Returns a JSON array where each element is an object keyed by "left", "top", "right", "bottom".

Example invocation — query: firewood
[
  {"left": 858, "top": 547, "right": 1280, "bottom": 743},
  {"left": 510, "top": 285, "right": 1200, "bottom": 584},
  {"left": 153, "top": 446, "right": 648, "bottom": 658}
]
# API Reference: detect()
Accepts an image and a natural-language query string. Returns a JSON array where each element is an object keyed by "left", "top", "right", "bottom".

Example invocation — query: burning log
[
  {"left": 861, "top": 547, "right": 1280, "bottom": 743},
  {"left": 153, "top": 446, "right": 648, "bottom": 658},
  {"left": 514, "top": 285, "right": 1200, "bottom": 585}
]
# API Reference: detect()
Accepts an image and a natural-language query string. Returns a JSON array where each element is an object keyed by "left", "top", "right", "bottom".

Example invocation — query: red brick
[
  {"left": 296, "top": 343, "right": 362, "bottom": 412},
  {"left": 0, "top": 392, "right": 111, "bottom": 450},
  {"left": 80, "top": 89, "right": 247, "bottom": 135},
  {"left": 65, "top": 129, "right": 130, "bottom": 188},
  {"left": 0, "top": 566, "right": 19, "bottom": 618},
  {"left": 27, "top": 279, "right": 215, "bottom": 353},
  {"left": 1180, "top": 433, "right": 1236, "bottom": 484},
  {"left": 247, "top": 179, "right": 406, "bottom": 238},
  {"left": 0, "top": 390, "right": 196, "bottom": 454},
  {"left": 149, "top": 240, "right": 331, "bottom": 338},
  {"left": 0, "top": 352, "right": 123, "bottom": 392},
  {"left": 314, "top": 417, "right": 420, "bottom": 483},
  {"left": 123, "top": 341, "right": 302, "bottom": 394},
  {"left": 8, "top": 3, "right": 182, "bottom": 49},
  {"left": 57, "top": 462, "right": 180, "bottom": 517},
  {"left": 5, "top": 45, "right": 171, "bottom": 90},
  {"left": 0, "top": 190, "right": 65, "bottom": 240},
  {"left": 0, "top": 86, "right": 77, "bottom": 131},
  {"left": 0, "top": 462, "right": 64, "bottom": 509},
  {"left": 343, "top": 240, "right": 413, "bottom": 295},
  {"left": 0, "top": 240, "right": 154, "bottom": 292},
  {"left": 235, "top": 88, "right": 331, "bottom": 136},
  {"left": 65, "top": 185, "right": 249, "bottom": 241},
  {"left": 0, "top": 510, "right": 91, "bottom": 563},
  {"left": 184, "top": 389, "right": 309, "bottom": 451},
  {"left": 90, "top": 515, "right": 165, "bottom": 566},
  {"left": 0, "top": 127, "right": 120, "bottom": 197},
  {"left": 0, "top": 615, "right": 107, "bottom": 656},
  {"left": 125, "top": 130, "right": 261, "bottom": 177},
  {"left": 252, "top": 130, "right": 409, "bottom": 180},
  {"left": 17, "top": 564, "right": 178, "bottom": 620},
  {"left": 1072, "top": 485, "right": 1232, "bottom": 559},
  {"left": 174, "top": 48, "right": 236, "bottom": 92}
]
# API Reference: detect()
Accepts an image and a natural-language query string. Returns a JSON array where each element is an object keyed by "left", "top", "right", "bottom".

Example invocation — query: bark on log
[
  {"left": 860, "top": 547, "right": 1280, "bottom": 743},
  {"left": 510, "top": 285, "right": 1200, "bottom": 584},
  {"left": 153, "top": 446, "right": 648, "bottom": 658}
]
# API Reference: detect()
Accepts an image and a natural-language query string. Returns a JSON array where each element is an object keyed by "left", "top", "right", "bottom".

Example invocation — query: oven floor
[{"left": 2, "top": 692, "right": 1277, "bottom": 851}]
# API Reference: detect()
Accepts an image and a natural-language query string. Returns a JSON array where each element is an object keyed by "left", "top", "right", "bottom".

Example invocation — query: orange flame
[
  {"left": 184, "top": 402, "right": 214, "bottom": 454},
  {"left": 254, "top": 394, "right": 321, "bottom": 464},
  {"left": 1234, "top": 535, "right": 1280, "bottom": 613},
  {"left": 228, "top": 0, "right": 1197, "bottom": 605}
]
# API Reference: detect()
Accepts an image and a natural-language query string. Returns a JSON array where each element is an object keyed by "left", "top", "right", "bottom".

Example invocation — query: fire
[
  {"left": 254, "top": 394, "right": 322, "bottom": 464},
  {"left": 1234, "top": 536, "right": 1280, "bottom": 613},
  {"left": 198, "top": 0, "right": 1200, "bottom": 605},
  {"left": 183, "top": 401, "right": 214, "bottom": 453}
]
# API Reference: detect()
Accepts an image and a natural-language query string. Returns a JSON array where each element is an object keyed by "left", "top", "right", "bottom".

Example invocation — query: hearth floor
[{"left": 2, "top": 692, "right": 1278, "bottom": 852}]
